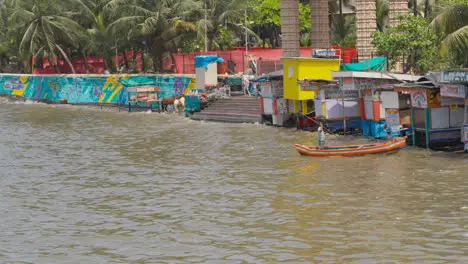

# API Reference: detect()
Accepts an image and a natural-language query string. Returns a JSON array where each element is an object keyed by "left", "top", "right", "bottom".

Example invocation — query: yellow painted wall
[{"left": 282, "top": 58, "right": 340, "bottom": 101}]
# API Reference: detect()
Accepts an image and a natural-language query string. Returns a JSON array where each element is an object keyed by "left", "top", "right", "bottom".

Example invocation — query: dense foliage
[
  {"left": 0, "top": 0, "right": 466, "bottom": 73},
  {"left": 372, "top": 14, "right": 443, "bottom": 74}
]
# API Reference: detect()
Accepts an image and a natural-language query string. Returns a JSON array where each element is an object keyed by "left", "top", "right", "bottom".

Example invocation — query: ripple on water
[{"left": 0, "top": 101, "right": 467, "bottom": 263}]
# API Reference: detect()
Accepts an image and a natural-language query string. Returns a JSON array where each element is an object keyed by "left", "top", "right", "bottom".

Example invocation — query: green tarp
[{"left": 340, "top": 57, "right": 387, "bottom": 72}]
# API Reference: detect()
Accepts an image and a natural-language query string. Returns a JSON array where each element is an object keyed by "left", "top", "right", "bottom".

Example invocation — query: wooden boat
[{"left": 293, "top": 137, "right": 407, "bottom": 157}]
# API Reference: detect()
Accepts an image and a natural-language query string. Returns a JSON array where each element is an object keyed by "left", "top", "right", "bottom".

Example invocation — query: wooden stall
[
  {"left": 393, "top": 72, "right": 464, "bottom": 149},
  {"left": 439, "top": 69, "right": 468, "bottom": 151},
  {"left": 332, "top": 71, "right": 420, "bottom": 138},
  {"left": 255, "top": 70, "right": 293, "bottom": 126}
]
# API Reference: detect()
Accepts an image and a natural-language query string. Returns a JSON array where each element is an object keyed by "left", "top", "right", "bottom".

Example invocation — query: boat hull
[{"left": 293, "top": 137, "right": 407, "bottom": 157}]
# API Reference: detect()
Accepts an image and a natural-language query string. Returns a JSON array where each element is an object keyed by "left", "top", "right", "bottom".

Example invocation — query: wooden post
[
  {"left": 410, "top": 107, "right": 416, "bottom": 146},
  {"left": 341, "top": 79, "right": 347, "bottom": 136},
  {"left": 302, "top": 100, "right": 308, "bottom": 114},
  {"left": 424, "top": 108, "right": 431, "bottom": 149}
]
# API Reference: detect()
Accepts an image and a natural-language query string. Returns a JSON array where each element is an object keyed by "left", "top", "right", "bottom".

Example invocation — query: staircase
[{"left": 190, "top": 96, "right": 262, "bottom": 123}]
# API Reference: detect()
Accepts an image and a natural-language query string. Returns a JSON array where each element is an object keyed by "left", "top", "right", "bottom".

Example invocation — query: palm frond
[
  {"left": 441, "top": 25, "right": 468, "bottom": 52},
  {"left": 431, "top": 3, "right": 468, "bottom": 35}
]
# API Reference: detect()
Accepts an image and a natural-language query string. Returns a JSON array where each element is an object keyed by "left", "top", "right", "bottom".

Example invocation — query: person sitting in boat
[{"left": 317, "top": 122, "right": 326, "bottom": 150}]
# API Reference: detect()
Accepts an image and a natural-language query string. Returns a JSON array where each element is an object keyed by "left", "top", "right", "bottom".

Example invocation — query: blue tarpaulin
[
  {"left": 194, "top": 55, "right": 225, "bottom": 69},
  {"left": 340, "top": 57, "right": 387, "bottom": 72}
]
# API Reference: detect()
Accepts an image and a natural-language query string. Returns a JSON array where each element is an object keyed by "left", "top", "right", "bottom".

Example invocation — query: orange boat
[{"left": 293, "top": 137, "right": 407, "bottom": 157}]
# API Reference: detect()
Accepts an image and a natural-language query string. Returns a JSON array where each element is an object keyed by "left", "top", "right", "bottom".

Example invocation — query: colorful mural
[{"left": 0, "top": 74, "right": 195, "bottom": 105}]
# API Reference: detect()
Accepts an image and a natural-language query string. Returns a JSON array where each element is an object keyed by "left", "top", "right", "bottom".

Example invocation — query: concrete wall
[{"left": 0, "top": 74, "right": 195, "bottom": 104}]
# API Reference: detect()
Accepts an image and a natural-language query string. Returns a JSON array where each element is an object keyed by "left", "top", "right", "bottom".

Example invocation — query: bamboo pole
[{"left": 341, "top": 80, "right": 347, "bottom": 136}]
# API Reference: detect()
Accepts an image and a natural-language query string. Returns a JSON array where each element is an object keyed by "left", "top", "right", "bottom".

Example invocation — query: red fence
[
  {"left": 170, "top": 47, "right": 358, "bottom": 75},
  {"left": 33, "top": 47, "right": 357, "bottom": 75},
  {"left": 33, "top": 52, "right": 143, "bottom": 74}
]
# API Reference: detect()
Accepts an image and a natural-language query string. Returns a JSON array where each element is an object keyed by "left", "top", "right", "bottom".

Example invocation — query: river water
[{"left": 0, "top": 98, "right": 467, "bottom": 263}]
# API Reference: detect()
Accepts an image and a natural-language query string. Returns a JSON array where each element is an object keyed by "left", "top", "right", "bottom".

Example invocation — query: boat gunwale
[{"left": 293, "top": 137, "right": 407, "bottom": 157}]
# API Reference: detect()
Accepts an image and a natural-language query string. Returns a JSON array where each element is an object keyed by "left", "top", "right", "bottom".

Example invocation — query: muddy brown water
[{"left": 0, "top": 98, "right": 467, "bottom": 263}]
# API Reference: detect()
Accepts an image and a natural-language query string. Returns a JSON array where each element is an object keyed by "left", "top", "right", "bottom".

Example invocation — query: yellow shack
[{"left": 281, "top": 57, "right": 341, "bottom": 113}]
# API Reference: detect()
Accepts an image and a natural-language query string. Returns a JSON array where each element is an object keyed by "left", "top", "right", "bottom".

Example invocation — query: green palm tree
[
  {"left": 431, "top": 1, "right": 468, "bottom": 66},
  {"left": 195, "top": 0, "right": 249, "bottom": 51},
  {"left": 104, "top": 0, "right": 199, "bottom": 72},
  {"left": 76, "top": 0, "right": 116, "bottom": 72},
  {"left": 1, "top": 0, "right": 27, "bottom": 72},
  {"left": 9, "top": 0, "right": 94, "bottom": 73},
  {"left": 376, "top": 0, "right": 388, "bottom": 31},
  {"left": 0, "top": 2, "right": 9, "bottom": 71},
  {"left": 331, "top": 14, "right": 356, "bottom": 47}
]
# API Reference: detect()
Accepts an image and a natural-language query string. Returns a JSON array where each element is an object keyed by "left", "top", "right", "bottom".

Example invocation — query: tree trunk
[
  {"left": 103, "top": 58, "right": 110, "bottom": 73},
  {"left": 207, "top": 31, "right": 215, "bottom": 51},
  {"left": 81, "top": 49, "right": 90, "bottom": 73},
  {"left": 424, "top": 0, "right": 429, "bottom": 17},
  {"left": 54, "top": 63, "right": 61, "bottom": 73},
  {"left": 339, "top": 0, "right": 343, "bottom": 17},
  {"left": 169, "top": 52, "right": 176, "bottom": 73},
  {"left": 132, "top": 48, "right": 138, "bottom": 72},
  {"left": 413, "top": 0, "right": 418, "bottom": 16},
  {"left": 141, "top": 52, "right": 145, "bottom": 72},
  {"left": 122, "top": 51, "right": 129, "bottom": 73},
  {"left": 154, "top": 53, "right": 163, "bottom": 73},
  {"left": 56, "top": 44, "right": 76, "bottom": 74}
]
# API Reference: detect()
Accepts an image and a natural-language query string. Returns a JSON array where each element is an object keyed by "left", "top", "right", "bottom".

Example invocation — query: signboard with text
[
  {"left": 442, "top": 70, "right": 468, "bottom": 83},
  {"left": 440, "top": 84, "right": 467, "bottom": 98},
  {"left": 128, "top": 86, "right": 159, "bottom": 93},
  {"left": 312, "top": 49, "right": 336, "bottom": 58}
]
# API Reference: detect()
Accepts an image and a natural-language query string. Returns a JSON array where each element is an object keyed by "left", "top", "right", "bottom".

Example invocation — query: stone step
[
  {"left": 210, "top": 99, "right": 260, "bottom": 105},
  {"left": 207, "top": 103, "right": 262, "bottom": 109},
  {"left": 204, "top": 105, "right": 261, "bottom": 111},
  {"left": 194, "top": 112, "right": 261, "bottom": 118},
  {"left": 201, "top": 109, "right": 261, "bottom": 115},
  {"left": 220, "top": 97, "right": 260, "bottom": 102},
  {"left": 191, "top": 114, "right": 261, "bottom": 124},
  {"left": 190, "top": 96, "right": 262, "bottom": 124}
]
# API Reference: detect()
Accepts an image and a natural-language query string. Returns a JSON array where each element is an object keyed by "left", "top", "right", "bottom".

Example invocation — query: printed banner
[
  {"left": 440, "top": 85, "right": 467, "bottom": 98},
  {"left": 385, "top": 109, "right": 400, "bottom": 128},
  {"left": 411, "top": 91, "right": 428, "bottom": 108},
  {"left": 427, "top": 91, "right": 441, "bottom": 108}
]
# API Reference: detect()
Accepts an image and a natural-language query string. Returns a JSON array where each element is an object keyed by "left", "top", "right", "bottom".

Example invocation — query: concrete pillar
[
  {"left": 310, "top": 0, "right": 330, "bottom": 50},
  {"left": 280, "top": 0, "right": 300, "bottom": 57},
  {"left": 356, "top": 0, "right": 377, "bottom": 60}
]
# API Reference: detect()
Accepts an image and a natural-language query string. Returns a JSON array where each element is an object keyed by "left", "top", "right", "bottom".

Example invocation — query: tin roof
[
  {"left": 254, "top": 70, "right": 283, "bottom": 81},
  {"left": 331, "top": 71, "right": 421, "bottom": 82}
]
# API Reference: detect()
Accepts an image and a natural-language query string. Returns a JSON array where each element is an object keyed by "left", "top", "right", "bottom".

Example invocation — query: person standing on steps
[{"left": 317, "top": 122, "right": 326, "bottom": 150}]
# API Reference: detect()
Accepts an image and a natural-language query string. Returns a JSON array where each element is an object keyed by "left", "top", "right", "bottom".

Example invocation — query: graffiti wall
[{"left": 0, "top": 74, "right": 195, "bottom": 105}]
